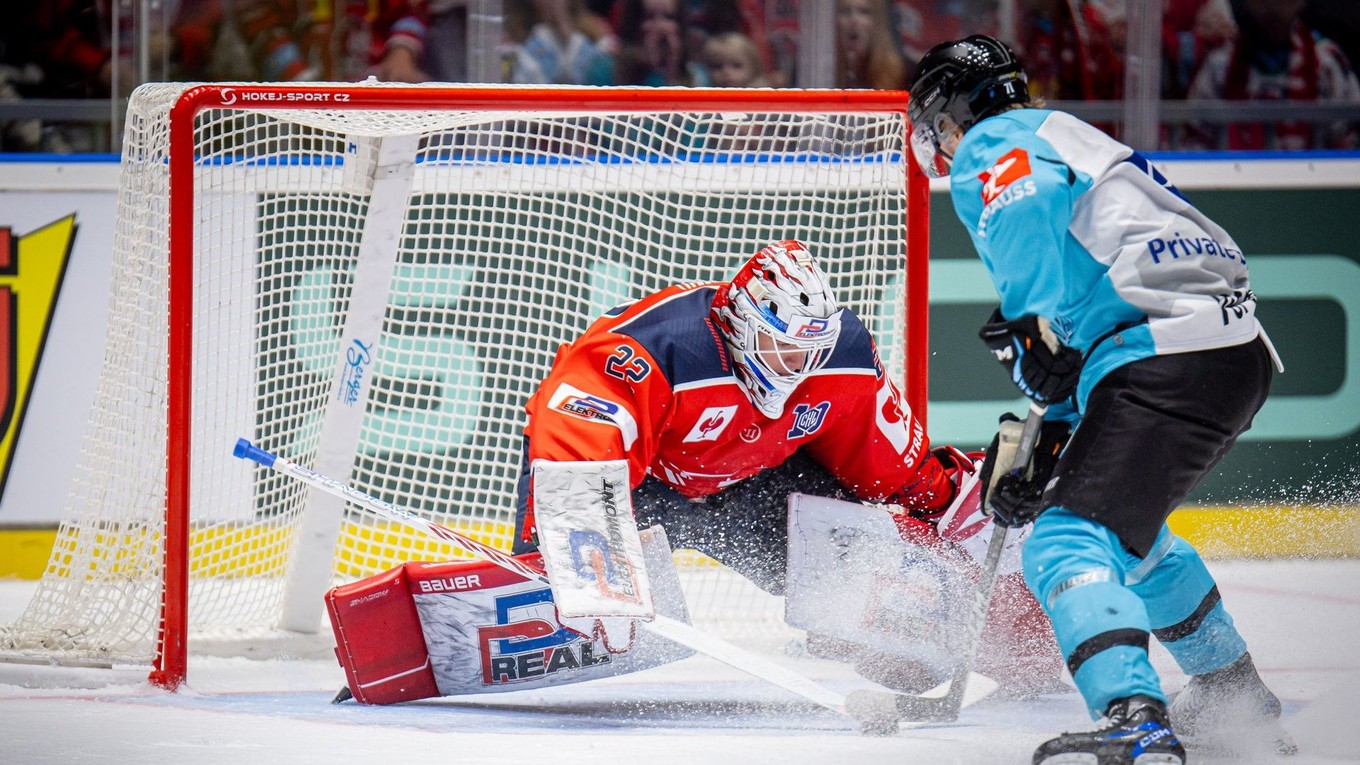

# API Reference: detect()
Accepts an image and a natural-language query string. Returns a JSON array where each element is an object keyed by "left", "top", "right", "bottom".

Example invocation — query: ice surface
[{"left": 2, "top": 559, "right": 1357, "bottom": 765}]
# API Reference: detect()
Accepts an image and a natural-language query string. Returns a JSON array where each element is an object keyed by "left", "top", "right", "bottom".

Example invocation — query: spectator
[
  {"left": 32, "top": 0, "right": 145, "bottom": 98},
  {"left": 687, "top": 0, "right": 794, "bottom": 87},
  {"left": 750, "top": 0, "right": 800, "bottom": 87},
  {"left": 1303, "top": 0, "right": 1360, "bottom": 78},
  {"left": 326, "top": 0, "right": 431, "bottom": 82},
  {"left": 29, "top": 0, "right": 175, "bottom": 151},
  {"left": 592, "top": 0, "right": 709, "bottom": 86},
  {"left": 510, "top": 0, "right": 610, "bottom": 85},
  {"left": 835, "top": 0, "right": 908, "bottom": 90},
  {"left": 1015, "top": 0, "right": 1123, "bottom": 101},
  {"left": 178, "top": 0, "right": 429, "bottom": 83},
  {"left": 174, "top": 0, "right": 315, "bottom": 83},
  {"left": 696, "top": 31, "right": 776, "bottom": 153},
  {"left": 423, "top": 0, "right": 468, "bottom": 82},
  {"left": 1185, "top": 0, "right": 1360, "bottom": 149},
  {"left": 1163, "top": 0, "right": 1238, "bottom": 99},
  {"left": 701, "top": 31, "right": 769, "bottom": 87},
  {"left": 893, "top": 0, "right": 972, "bottom": 75}
]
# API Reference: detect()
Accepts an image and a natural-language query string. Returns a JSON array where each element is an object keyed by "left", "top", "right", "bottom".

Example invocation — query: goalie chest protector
[{"left": 326, "top": 550, "right": 690, "bottom": 704}]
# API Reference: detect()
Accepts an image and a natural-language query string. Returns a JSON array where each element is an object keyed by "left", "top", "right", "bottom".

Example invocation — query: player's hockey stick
[
  {"left": 233, "top": 438, "right": 850, "bottom": 715},
  {"left": 845, "top": 402, "right": 1048, "bottom": 730}
]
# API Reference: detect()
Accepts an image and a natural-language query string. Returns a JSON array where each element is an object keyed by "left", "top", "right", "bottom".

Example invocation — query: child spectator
[{"left": 702, "top": 31, "right": 769, "bottom": 87}]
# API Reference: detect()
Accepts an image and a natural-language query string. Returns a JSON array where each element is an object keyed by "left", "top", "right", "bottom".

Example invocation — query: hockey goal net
[{"left": 0, "top": 82, "right": 929, "bottom": 688}]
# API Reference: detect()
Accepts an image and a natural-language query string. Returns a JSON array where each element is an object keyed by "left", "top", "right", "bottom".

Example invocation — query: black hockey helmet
[{"left": 907, "top": 35, "right": 1029, "bottom": 177}]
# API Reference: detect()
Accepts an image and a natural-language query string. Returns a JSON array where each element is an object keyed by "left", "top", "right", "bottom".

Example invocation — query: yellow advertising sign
[{"left": 0, "top": 215, "right": 76, "bottom": 492}]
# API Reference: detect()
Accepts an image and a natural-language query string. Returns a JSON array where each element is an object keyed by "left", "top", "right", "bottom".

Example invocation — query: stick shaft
[
  {"left": 233, "top": 438, "right": 848, "bottom": 713},
  {"left": 936, "top": 401, "right": 1048, "bottom": 716}
]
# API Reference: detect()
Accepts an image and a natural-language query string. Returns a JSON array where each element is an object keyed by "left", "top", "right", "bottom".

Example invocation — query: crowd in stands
[{"left": 1, "top": 0, "right": 1358, "bottom": 152}]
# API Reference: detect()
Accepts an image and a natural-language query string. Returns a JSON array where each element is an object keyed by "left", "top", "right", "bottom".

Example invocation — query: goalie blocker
[{"left": 326, "top": 527, "right": 691, "bottom": 704}]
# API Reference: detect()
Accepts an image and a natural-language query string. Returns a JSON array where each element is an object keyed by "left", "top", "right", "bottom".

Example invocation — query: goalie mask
[
  {"left": 712, "top": 240, "right": 843, "bottom": 418},
  {"left": 907, "top": 34, "right": 1029, "bottom": 178}
]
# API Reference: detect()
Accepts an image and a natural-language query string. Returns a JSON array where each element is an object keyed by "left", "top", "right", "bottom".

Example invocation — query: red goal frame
[{"left": 156, "top": 84, "right": 932, "bottom": 689}]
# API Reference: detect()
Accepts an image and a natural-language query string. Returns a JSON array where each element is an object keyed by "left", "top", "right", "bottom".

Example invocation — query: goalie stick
[
  {"left": 844, "top": 402, "right": 1048, "bottom": 731},
  {"left": 233, "top": 439, "right": 853, "bottom": 713}
]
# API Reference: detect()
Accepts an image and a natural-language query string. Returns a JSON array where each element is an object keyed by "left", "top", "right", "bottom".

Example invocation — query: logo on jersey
[
  {"left": 1145, "top": 233, "right": 1243, "bottom": 266},
  {"left": 738, "top": 423, "right": 762, "bottom": 443},
  {"left": 548, "top": 382, "right": 639, "bottom": 449},
  {"left": 683, "top": 405, "right": 738, "bottom": 442},
  {"left": 1218, "top": 289, "right": 1257, "bottom": 325},
  {"left": 979, "top": 148, "right": 1032, "bottom": 205},
  {"left": 1123, "top": 152, "right": 1188, "bottom": 203},
  {"left": 875, "top": 380, "right": 923, "bottom": 462},
  {"left": 787, "top": 402, "right": 830, "bottom": 439},
  {"left": 478, "top": 588, "right": 611, "bottom": 685}
]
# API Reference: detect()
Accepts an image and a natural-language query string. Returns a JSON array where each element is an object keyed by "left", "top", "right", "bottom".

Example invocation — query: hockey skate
[
  {"left": 1033, "top": 695, "right": 1185, "bottom": 765},
  {"left": 1169, "top": 652, "right": 1297, "bottom": 757}
]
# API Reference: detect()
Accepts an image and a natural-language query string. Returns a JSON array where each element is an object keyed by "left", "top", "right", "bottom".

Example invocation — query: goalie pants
[
  {"left": 513, "top": 445, "right": 848, "bottom": 595},
  {"left": 1023, "top": 337, "right": 1272, "bottom": 719}
]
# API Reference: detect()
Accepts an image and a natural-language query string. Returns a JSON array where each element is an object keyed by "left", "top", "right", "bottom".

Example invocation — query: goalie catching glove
[
  {"left": 891, "top": 446, "right": 1028, "bottom": 577},
  {"left": 978, "top": 309, "right": 1083, "bottom": 405},
  {"left": 977, "top": 412, "right": 1071, "bottom": 527}
]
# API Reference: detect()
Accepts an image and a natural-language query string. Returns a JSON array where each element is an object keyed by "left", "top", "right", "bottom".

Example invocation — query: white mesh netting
[{"left": 0, "top": 82, "right": 918, "bottom": 671}]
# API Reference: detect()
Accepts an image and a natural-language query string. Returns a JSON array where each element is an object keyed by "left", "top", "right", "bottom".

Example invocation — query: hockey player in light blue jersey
[{"left": 907, "top": 34, "right": 1294, "bottom": 765}]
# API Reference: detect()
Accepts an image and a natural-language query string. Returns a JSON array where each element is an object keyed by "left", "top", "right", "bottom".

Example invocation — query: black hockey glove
[
  {"left": 977, "top": 412, "right": 1071, "bottom": 528},
  {"left": 978, "top": 308, "right": 1083, "bottom": 406}
]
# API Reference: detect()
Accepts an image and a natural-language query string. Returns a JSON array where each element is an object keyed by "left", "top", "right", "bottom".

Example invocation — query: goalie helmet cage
[{"left": 0, "top": 82, "right": 931, "bottom": 689}]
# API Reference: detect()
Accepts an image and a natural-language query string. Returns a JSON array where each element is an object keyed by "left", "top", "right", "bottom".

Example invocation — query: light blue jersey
[{"left": 949, "top": 108, "right": 1274, "bottom": 412}]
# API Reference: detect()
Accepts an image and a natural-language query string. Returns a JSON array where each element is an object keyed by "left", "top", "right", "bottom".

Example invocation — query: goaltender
[{"left": 512, "top": 238, "right": 1060, "bottom": 695}]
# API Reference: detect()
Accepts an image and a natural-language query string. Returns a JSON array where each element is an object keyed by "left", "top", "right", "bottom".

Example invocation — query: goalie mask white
[{"left": 712, "top": 240, "right": 843, "bottom": 418}]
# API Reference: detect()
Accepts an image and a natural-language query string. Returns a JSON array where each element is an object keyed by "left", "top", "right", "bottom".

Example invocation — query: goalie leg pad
[
  {"left": 325, "top": 566, "right": 440, "bottom": 705},
  {"left": 326, "top": 527, "right": 692, "bottom": 703}
]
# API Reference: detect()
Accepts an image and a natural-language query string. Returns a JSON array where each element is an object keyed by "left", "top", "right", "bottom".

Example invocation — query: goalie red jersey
[{"left": 522, "top": 280, "right": 952, "bottom": 514}]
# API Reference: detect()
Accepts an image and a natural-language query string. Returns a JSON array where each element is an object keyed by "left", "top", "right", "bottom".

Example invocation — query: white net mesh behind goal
[{"left": 0, "top": 82, "right": 923, "bottom": 677}]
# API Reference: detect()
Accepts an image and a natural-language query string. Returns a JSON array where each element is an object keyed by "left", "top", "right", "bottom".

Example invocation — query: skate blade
[{"left": 1036, "top": 755, "right": 1183, "bottom": 765}]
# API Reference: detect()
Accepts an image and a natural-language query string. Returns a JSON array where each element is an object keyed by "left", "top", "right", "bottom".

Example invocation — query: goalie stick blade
[
  {"left": 331, "top": 686, "right": 354, "bottom": 705},
  {"left": 844, "top": 672, "right": 1000, "bottom": 732}
]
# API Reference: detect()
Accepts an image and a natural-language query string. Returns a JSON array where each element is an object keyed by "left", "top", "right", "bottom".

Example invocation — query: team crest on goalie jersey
[
  {"left": 683, "top": 406, "right": 737, "bottom": 442},
  {"left": 787, "top": 402, "right": 830, "bottom": 439}
]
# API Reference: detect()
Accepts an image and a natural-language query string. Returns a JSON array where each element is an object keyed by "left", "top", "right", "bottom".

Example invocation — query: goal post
[{"left": 0, "top": 82, "right": 931, "bottom": 690}]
